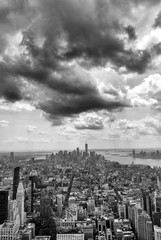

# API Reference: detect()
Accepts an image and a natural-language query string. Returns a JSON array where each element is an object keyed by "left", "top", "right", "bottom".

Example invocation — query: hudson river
[{"left": 95, "top": 149, "right": 161, "bottom": 168}]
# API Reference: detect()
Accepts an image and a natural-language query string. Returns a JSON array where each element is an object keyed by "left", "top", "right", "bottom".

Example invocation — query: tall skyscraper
[
  {"left": 40, "top": 193, "right": 51, "bottom": 218},
  {"left": 146, "top": 221, "right": 153, "bottom": 240},
  {"left": 154, "top": 225, "right": 161, "bottom": 240},
  {"left": 16, "top": 180, "right": 25, "bottom": 226},
  {"left": 85, "top": 143, "right": 88, "bottom": 156},
  {"left": 13, "top": 166, "right": 20, "bottom": 200},
  {"left": 57, "top": 194, "right": 63, "bottom": 217},
  {"left": 28, "top": 176, "right": 34, "bottom": 214},
  {"left": 76, "top": 147, "right": 80, "bottom": 156},
  {"left": 138, "top": 211, "right": 151, "bottom": 240},
  {"left": 141, "top": 191, "right": 152, "bottom": 218},
  {"left": 10, "top": 152, "right": 14, "bottom": 162},
  {"left": 0, "top": 190, "right": 8, "bottom": 224}
]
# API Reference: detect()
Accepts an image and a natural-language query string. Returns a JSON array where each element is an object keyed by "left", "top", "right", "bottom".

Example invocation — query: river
[{"left": 95, "top": 149, "right": 161, "bottom": 168}]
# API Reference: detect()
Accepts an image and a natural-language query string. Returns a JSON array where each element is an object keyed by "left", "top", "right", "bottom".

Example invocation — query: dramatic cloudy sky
[{"left": 1, "top": 0, "right": 161, "bottom": 151}]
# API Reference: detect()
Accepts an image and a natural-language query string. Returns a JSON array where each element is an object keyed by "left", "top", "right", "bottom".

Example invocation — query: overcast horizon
[{"left": 1, "top": 0, "right": 161, "bottom": 151}]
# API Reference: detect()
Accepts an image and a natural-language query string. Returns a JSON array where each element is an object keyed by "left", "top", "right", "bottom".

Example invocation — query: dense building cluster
[{"left": 1, "top": 145, "right": 161, "bottom": 240}]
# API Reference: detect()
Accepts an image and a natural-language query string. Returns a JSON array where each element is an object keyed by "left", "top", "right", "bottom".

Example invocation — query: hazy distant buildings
[
  {"left": 0, "top": 190, "right": 8, "bottom": 224},
  {"left": 13, "top": 166, "right": 20, "bottom": 200},
  {"left": 85, "top": 144, "right": 88, "bottom": 156},
  {"left": 10, "top": 152, "right": 14, "bottom": 162}
]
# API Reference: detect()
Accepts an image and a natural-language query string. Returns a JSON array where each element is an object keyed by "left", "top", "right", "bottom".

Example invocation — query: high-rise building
[
  {"left": 138, "top": 211, "right": 151, "bottom": 240},
  {"left": 13, "top": 166, "right": 20, "bottom": 200},
  {"left": 141, "top": 191, "right": 152, "bottom": 218},
  {"left": 0, "top": 190, "right": 8, "bottom": 224},
  {"left": 146, "top": 221, "right": 153, "bottom": 240},
  {"left": 40, "top": 193, "right": 51, "bottom": 218},
  {"left": 57, "top": 194, "right": 63, "bottom": 217},
  {"left": 85, "top": 143, "right": 88, "bottom": 156},
  {"left": 156, "top": 195, "right": 161, "bottom": 212},
  {"left": 10, "top": 152, "right": 14, "bottom": 162},
  {"left": 153, "top": 212, "right": 161, "bottom": 227},
  {"left": 28, "top": 176, "right": 35, "bottom": 214},
  {"left": 0, "top": 221, "right": 19, "bottom": 240},
  {"left": 154, "top": 225, "right": 161, "bottom": 240},
  {"left": 76, "top": 147, "right": 79, "bottom": 156},
  {"left": 134, "top": 204, "right": 142, "bottom": 235},
  {"left": 118, "top": 203, "right": 126, "bottom": 219},
  {"left": 16, "top": 181, "right": 25, "bottom": 226}
]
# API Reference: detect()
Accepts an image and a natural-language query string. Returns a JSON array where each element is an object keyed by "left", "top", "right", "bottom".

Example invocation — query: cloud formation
[
  {"left": 0, "top": 0, "right": 161, "bottom": 130},
  {"left": 74, "top": 113, "right": 104, "bottom": 130},
  {"left": 0, "top": 120, "right": 9, "bottom": 127}
]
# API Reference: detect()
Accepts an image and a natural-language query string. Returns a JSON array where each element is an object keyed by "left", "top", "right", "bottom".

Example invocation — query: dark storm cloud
[
  {"left": 38, "top": 93, "right": 129, "bottom": 119},
  {"left": 153, "top": 11, "right": 161, "bottom": 28},
  {"left": 0, "top": 78, "right": 22, "bottom": 102},
  {"left": 0, "top": 0, "right": 159, "bottom": 124},
  {"left": 20, "top": 0, "right": 151, "bottom": 74},
  {"left": 124, "top": 25, "right": 137, "bottom": 40},
  {"left": 0, "top": 63, "right": 23, "bottom": 102}
]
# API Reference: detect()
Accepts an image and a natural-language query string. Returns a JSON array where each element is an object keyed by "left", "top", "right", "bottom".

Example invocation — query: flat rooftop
[{"left": 34, "top": 237, "right": 51, "bottom": 240}]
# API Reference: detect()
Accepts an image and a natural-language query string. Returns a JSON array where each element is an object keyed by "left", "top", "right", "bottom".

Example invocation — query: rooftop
[{"left": 33, "top": 237, "right": 51, "bottom": 240}]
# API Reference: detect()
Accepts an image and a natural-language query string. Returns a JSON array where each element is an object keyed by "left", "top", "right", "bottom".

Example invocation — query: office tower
[
  {"left": 118, "top": 203, "right": 126, "bottom": 219},
  {"left": 57, "top": 194, "right": 63, "bottom": 217},
  {"left": 76, "top": 147, "right": 79, "bottom": 156},
  {"left": 85, "top": 143, "right": 88, "bottom": 156},
  {"left": 0, "top": 221, "right": 19, "bottom": 239},
  {"left": 10, "top": 152, "right": 14, "bottom": 162},
  {"left": 16, "top": 181, "right": 25, "bottom": 226},
  {"left": 13, "top": 166, "right": 20, "bottom": 200},
  {"left": 40, "top": 193, "right": 51, "bottom": 218},
  {"left": 142, "top": 191, "right": 152, "bottom": 218},
  {"left": 134, "top": 204, "right": 142, "bottom": 235},
  {"left": 0, "top": 190, "right": 8, "bottom": 224},
  {"left": 138, "top": 211, "right": 151, "bottom": 240},
  {"left": 28, "top": 176, "right": 34, "bottom": 214},
  {"left": 146, "top": 221, "right": 153, "bottom": 240},
  {"left": 154, "top": 225, "right": 161, "bottom": 240},
  {"left": 157, "top": 176, "right": 161, "bottom": 190},
  {"left": 8, "top": 199, "right": 20, "bottom": 229},
  {"left": 156, "top": 195, "right": 161, "bottom": 212},
  {"left": 153, "top": 212, "right": 161, "bottom": 227}
]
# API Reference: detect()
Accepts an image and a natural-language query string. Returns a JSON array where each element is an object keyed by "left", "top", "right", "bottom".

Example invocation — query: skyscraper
[
  {"left": 13, "top": 166, "right": 20, "bottom": 200},
  {"left": 85, "top": 143, "right": 88, "bottom": 156},
  {"left": 138, "top": 211, "right": 151, "bottom": 240},
  {"left": 16, "top": 180, "right": 25, "bottom": 226},
  {"left": 28, "top": 176, "right": 34, "bottom": 214},
  {"left": 0, "top": 190, "right": 8, "bottom": 224},
  {"left": 40, "top": 193, "right": 51, "bottom": 218},
  {"left": 10, "top": 152, "right": 14, "bottom": 162}
]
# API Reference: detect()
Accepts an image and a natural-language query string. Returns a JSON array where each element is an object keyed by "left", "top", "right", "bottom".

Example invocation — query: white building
[
  {"left": 8, "top": 199, "right": 20, "bottom": 231},
  {"left": 0, "top": 221, "right": 19, "bottom": 240},
  {"left": 16, "top": 181, "right": 26, "bottom": 226},
  {"left": 57, "top": 233, "right": 84, "bottom": 240},
  {"left": 57, "top": 194, "right": 63, "bottom": 217},
  {"left": 154, "top": 225, "right": 161, "bottom": 240}
]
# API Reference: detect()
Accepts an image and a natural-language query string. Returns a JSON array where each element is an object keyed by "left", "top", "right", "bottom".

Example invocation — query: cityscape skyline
[{"left": 1, "top": 0, "right": 161, "bottom": 151}]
